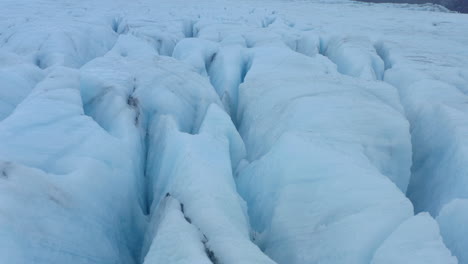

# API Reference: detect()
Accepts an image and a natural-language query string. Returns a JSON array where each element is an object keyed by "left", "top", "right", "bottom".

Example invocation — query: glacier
[{"left": 0, "top": 0, "right": 467, "bottom": 263}]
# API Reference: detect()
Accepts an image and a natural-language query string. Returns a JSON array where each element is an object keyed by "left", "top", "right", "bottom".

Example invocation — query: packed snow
[{"left": 0, "top": 0, "right": 467, "bottom": 263}]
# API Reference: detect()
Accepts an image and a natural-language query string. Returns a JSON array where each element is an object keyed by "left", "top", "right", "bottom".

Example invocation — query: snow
[{"left": 1, "top": 0, "right": 468, "bottom": 263}]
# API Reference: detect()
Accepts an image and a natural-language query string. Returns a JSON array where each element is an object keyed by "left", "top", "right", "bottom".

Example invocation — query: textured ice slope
[{"left": 1, "top": 0, "right": 468, "bottom": 263}]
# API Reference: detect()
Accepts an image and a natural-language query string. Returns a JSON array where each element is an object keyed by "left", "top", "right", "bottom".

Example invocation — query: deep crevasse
[
  {"left": 176, "top": 19, "right": 456, "bottom": 263},
  {"left": 80, "top": 31, "right": 273, "bottom": 264}
]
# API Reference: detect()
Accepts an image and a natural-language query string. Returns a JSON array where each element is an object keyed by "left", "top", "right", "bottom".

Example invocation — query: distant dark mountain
[{"left": 356, "top": 0, "right": 468, "bottom": 13}]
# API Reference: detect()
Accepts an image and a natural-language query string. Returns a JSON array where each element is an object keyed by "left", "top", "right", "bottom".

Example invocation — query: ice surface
[
  {"left": 1, "top": 0, "right": 467, "bottom": 263},
  {"left": 142, "top": 105, "right": 274, "bottom": 264},
  {"left": 371, "top": 213, "right": 457, "bottom": 264},
  {"left": 0, "top": 68, "right": 145, "bottom": 264},
  {"left": 321, "top": 35, "right": 385, "bottom": 80},
  {"left": 234, "top": 45, "right": 454, "bottom": 263},
  {"left": 0, "top": 20, "right": 116, "bottom": 68},
  {"left": 172, "top": 38, "right": 219, "bottom": 77},
  {"left": 379, "top": 34, "right": 468, "bottom": 262},
  {"left": 437, "top": 199, "right": 468, "bottom": 264},
  {"left": 357, "top": 0, "right": 468, "bottom": 13},
  {"left": 0, "top": 52, "right": 43, "bottom": 120},
  {"left": 142, "top": 196, "right": 213, "bottom": 264}
]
